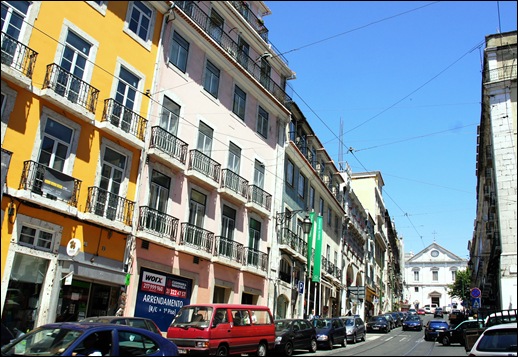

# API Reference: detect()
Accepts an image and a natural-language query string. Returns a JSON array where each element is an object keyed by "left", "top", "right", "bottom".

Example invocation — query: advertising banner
[
  {"left": 134, "top": 267, "right": 192, "bottom": 332},
  {"left": 307, "top": 212, "right": 315, "bottom": 274},
  {"left": 311, "top": 215, "right": 323, "bottom": 282},
  {"left": 41, "top": 166, "right": 75, "bottom": 201}
]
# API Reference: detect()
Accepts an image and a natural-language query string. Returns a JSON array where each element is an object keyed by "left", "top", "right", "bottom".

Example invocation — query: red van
[{"left": 167, "top": 304, "right": 275, "bottom": 356}]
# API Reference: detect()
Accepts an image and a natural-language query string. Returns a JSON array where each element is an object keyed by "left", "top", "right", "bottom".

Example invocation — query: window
[
  {"left": 227, "top": 142, "right": 241, "bottom": 173},
  {"left": 309, "top": 186, "right": 315, "bottom": 210},
  {"left": 286, "top": 160, "right": 294, "bottom": 187},
  {"left": 233, "top": 85, "right": 246, "bottom": 120},
  {"left": 248, "top": 218, "right": 261, "bottom": 265},
  {"left": 451, "top": 270, "right": 456, "bottom": 281},
  {"left": 432, "top": 270, "right": 438, "bottom": 281},
  {"left": 237, "top": 36, "right": 249, "bottom": 68},
  {"left": 1, "top": 1, "right": 30, "bottom": 65},
  {"left": 219, "top": 205, "right": 236, "bottom": 257},
  {"left": 279, "top": 258, "right": 291, "bottom": 283},
  {"left": 259, "top": 57, "right": 271, "bottom": 88},
  {"left": 298, "top": 172, "right": 306, "bottom": 198},
  {"left": 170, "top": 31, "right": 189, "bottom": 72},
  {"left": 414, "top": 287, "right": 419, "bottom": 292},
  {"left": 160, "top": 96, "right": 180, "bottom": 135},
  {"left": 19, "top": 225, "right": 53, "bottom": 251},
  {"left": 257, "top": 106, "right": 268, "bottom": 138},
  {"left": 197, "top": 121, "right": 213, "bottom": 156},
  {"left": 413, "top": 270, "right": 419, "bottom": 281},
  {"left": 95, "top": 147, "right": 127, "bottom": 220},
  {"left": 327, "top": 207, "right": 332, "bottom": 226},
  {"left": 127, "top": 1, "right": 152, "bottom": 42},
  {"left": 319, "top": 198, "right": 324, "bottom": 216},
  {"left": 208, "top": 9, "right": 224, "bottom": 44},
  {"left": 145, "top": 170, "right": 170, "bottom": 234},
  {"left": 203, "top": 60, "right": 220, "bottom": 98},
  {"left": 38, "top": 118, "right": 73, "bottom": 172},
  {"left": 111, "top": 66, "right": 140, "bottom": 132},
  {"left": 254, "top": 160, "right": 264, "bottom": 188}
]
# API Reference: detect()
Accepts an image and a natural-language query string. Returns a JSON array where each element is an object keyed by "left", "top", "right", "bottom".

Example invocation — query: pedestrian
[{"left": 309, "top": 309, "right": 314, "bottom": 320}]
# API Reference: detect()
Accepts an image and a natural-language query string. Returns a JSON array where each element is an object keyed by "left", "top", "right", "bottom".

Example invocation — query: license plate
[
  {"left": 372, "top": 327, "right": 379, "bottom": 330},
  {"left": 178, "top": 349, "right": 187, "bottom": 354}
]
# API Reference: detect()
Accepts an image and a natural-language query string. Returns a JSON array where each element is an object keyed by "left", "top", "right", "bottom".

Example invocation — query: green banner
[
  {"left": 312, "top": 215, "right": 323, "bottom": 282},
  {"left": 307, "top": 212, "right": 315, "bottom": 274}
]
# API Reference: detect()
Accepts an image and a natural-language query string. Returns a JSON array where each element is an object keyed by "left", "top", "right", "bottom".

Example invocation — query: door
[
  {"left": 96, "top": 147, "right": 126, "bottom": 220},
  {"left": 248, "top": 218, "right": 261, "bottom": 266},
  {"left": 187, "top": 189, "right": 206, "bottom": 246},
  {"left": 220, "top": 205, "right": 236, "bottom": 258},
  {"left": 112, "top": 67, "right": 139, "bottom": 132},
  {"left": 147, "top": 170, "right": 170, "bottom": 234}
]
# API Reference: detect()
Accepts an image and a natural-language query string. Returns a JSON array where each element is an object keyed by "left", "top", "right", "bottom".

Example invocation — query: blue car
[
  {"left": 402, "top": 315, "right": 423, "bottom": 331},
  {"left": 311, "top": 317, "right": 347, "bottom": 350},
  {"left": 0, "top": 322, "right": 179, "bottom": 356}
]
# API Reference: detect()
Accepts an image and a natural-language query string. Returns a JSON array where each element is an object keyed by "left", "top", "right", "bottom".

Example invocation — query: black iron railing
[
  {"left": 1, "top": 31, "right": 38, "bottom": 78},
  {"left": 19, "top": 160, "right": 81, "bottom": 207},
  {"left": 484, "top": 64, "right": 517, "bottom": 83},
  {"left": 149, "top": 126, "right": 188, "bottom": 164},
  {"left": 187, "top": 149, "right": 221, "bottom": 184},
  {"left": 180, "top": 222, "right": 214, "bottom": 253},
  {"left": 279, "top": 227, "right": 308, "bottom": 257},
  {"left": 102, "top": 98, "right": 147, "bottom": 140},
  {"left": 243, "top": 247, "right": 268, "bottom": 271},
  {"left": 43, "top": 63, "right": 99, "bottom": 113},
  {"left": 137, "top": 206, "right": 179, "bottom": 240},
  {"left": 220, "top": 169, "right": 248, "bottom": 198},
  {"left": 85, "top": 186, "right": 134, "bottom": 225},
  {"left": 247, "top": 184, "right": 271, "bottom": 210},
  {"left": 214, "top": 235, "right": 244, "bottom": 263}
]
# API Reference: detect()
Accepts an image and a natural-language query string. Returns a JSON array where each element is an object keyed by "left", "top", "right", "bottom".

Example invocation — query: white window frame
[
  {"left": 1, "top": 82, "right": 18, "bottom": 144},
  {"left": 123, "top": 1, "right": 156, "bottom": 50},
  {"left": 111, "top": 58, "right": 145, "bottom": 111},
  {"left": 286, "top": 160, "right": 294, "bottom": 187},
  {"left": 86, "top": 1, "right": 108, "bottom": 16},
  {"left": 95, "top": 138, "right": 132, "bottom": 197},
  {"left": 13, "top": 214, "right": 62, "bottom": 254}
]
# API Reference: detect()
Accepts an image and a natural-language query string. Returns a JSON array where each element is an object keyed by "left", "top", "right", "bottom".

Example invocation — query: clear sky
[{"left": 263, "top": 1, "right": 517, "bottom": 258}]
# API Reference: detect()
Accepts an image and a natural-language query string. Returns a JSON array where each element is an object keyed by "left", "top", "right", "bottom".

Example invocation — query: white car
[{"left": 468, "top": 322, "right": 517, "bottom": 356}]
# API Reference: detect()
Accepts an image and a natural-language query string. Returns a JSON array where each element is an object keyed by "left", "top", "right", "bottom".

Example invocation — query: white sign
[{"left": 66, "top": 238, "right": 82, "bottom": 257}]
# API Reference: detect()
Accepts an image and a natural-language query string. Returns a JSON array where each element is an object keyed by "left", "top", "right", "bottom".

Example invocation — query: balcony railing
[
  {"left": 214, "top": 236, "right": 244, "bottom": 263},
  {"left": 137, "top": 206, "right": 179, "bottom": 240},
  {"left": 229, "top": 1, "right": 269, "bottom": 41},
  {"left": 102, "top": 98, "right": 147, "bottom": 140},
  {"left": 243, "top": 247, "right": 268, "bottom": 271},
  {"left": 85, "top": 186, "right": 134, "bottom": 226},
  {"left": 220, "top": 169, "right": 248, "bottom": 198},
  {"left": 1, "top": 31, "right": 38, "bottom": 78},
  {"left": 187, "top": 150, "right": 221, "bottom": 184},
  {"left": 43, "top": 63, "right": 99, "bottom": 113},
  {"left": 180, "top": 222, "right": 214, "bottom": 253},
  {"left": 247, "top": 185, "right": 271, "bottom": 210},
  {"left": 19, "top": 160, "right": 81, "bottom": 207},
  {"left": 279, "top": 227, "right": 308, "bottom": 257},
  {"left": 175, "top": 1, "right": 292, "bottom": 104},
  {"left": 149, "top": 126, "right": 188, "bottom": 164},
  {"left": 484, "top": 64, "right": 517, "bottom": 83},
  {"left": 322, "top": 257, "right": 341, "bottom": 280}
]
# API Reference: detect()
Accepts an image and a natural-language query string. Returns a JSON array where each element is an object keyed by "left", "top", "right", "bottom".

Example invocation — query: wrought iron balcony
[
  {"left": 484, "top": 64, "right": 517, "bottom": 83},
  {"left": 322, "top": 257, "right": 341, "bottom": 280},
  {"left": 149, "top": 126, "right": 188, "bottom": 165},
  {"left": 279, "top": 227, "right": 308, "bottom": 257},
  {"left": 102, "top": 98, "right": 147, "bottom": 141},
  {"left": 85, "top": 186, "right": 135, "bottom": 226},
  {"left": 214, "top": 236, "right": 244, "bottom": 263},
  {"left": 220, "top": 169, "right": 248, "bottom": 199},
  {"left": 137, "top": 206, "right": 179, "bottom": 240},
  {"left": 175, "top": 1, "right": 291, "bottom": 104},
  {"left": 1, "top": 31, "right": 38, "bottom": 78},
  {"left": 229, "top": 1, "right": 269, "bottom": 41},
  {"left": 180, "top": 222, "right": 214, "bottom": 253},
  {"left": 43, "top": 63, "right": 99, "bottom": 113},
  {"left": 247, "top": 184, "right": 271, "bottom": 210},
  {"left": 243, "top": 247, "right": 268, "bottom": 271},
  {"left": 187, "top": 149, "right": 221, "bottom": 184},
  {"left": 19, "top": 160, "right": 81, "bottom": 207}
]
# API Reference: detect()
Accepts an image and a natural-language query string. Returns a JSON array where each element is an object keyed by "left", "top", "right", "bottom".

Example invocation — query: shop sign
[{"left": 66, "top": 238, "right": 82, "bottom": 257}]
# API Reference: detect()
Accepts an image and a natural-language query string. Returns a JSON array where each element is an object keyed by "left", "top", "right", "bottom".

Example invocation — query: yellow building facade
[{"left": 1, "top": 1, "right": 167, "bottom": 332}]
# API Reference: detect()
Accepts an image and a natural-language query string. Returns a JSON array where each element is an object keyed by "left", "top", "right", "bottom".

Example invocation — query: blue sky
[{"left": 263, "top": 1, "right": 517, "bottom": 258}]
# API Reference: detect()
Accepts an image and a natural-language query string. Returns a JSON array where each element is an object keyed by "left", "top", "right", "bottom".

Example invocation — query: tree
[{"left": 447, "top": 269, "right": 471, "bottom": 306}]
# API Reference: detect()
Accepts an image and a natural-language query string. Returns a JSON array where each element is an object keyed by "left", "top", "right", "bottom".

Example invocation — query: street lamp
[{"left": 301, "top": 215, "right": 312, "bottom": 235}]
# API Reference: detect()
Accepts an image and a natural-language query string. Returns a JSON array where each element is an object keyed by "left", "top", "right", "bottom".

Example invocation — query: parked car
[
  {"left": 390, "top": 312, "right": 403, "bottom": 327},
  {"left": 437, "top": 319, "right": 484, "bottom": 346},
  {"left": 449, "top": 309, "right": 467, "bottom": 326},
  {"left": 424, "top": 304, "right": 438, "bottom": 314},
  {"left": 484, "top": 309, "right": 517, "bottom": 328},
  {"left": 0, "top": 322, "right": 179, "bottom": 356},
  {"left": 424, "top": 320, "right": 450, "bottom": 341},
  {"left": 341, "top": 316, "right": 366, "bottom": 344},
  {"left": 434, "top": 307, "right": 444, "bottom": 318},
  {"left": 417, "top": 308, "right": 426, "bottom": 315},
  {"left": 1, "top": 323, "right": 15, "bottom": 348},
  {"left": 467, "top": 322, "right": 517, "bottom": 356},
  {"left": 274, "top": 318, "right": 317, "bottom": 356},
  {"left": 79, "top": 316, "right": 162, "bottom": 335},
  {"left": 311, "top": 317, "right": 347, "bottom": 350},
  {"left": 383, "top": 313, "right": 396, "bottom": 329},
  {"left": 402, "top": 315, "right": 423, "bottom": 331},
  {"left": 366, "top": 316, "right": 390, "bottom": 333},
  {"left": 407, "top": 308, "right": 417, "bottom": 315}
]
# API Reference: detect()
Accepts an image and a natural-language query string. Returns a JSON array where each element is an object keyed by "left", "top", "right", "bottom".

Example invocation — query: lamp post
[{"left": 301, "top": 215, "right": 312, "bottom": 319}]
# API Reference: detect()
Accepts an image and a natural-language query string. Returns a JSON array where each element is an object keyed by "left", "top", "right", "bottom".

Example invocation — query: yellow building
[{"left": 1, "top": 1, "right": 167, "bottom": 331}]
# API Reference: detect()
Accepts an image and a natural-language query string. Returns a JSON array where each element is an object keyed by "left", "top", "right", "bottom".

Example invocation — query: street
[{"left": 276, "top": 315, "right": 469, "bottom": 357}]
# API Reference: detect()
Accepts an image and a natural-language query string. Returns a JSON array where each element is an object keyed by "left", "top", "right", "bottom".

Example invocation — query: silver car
[{"left": 341, "top": 316, "right": 366, "bottom": 344}]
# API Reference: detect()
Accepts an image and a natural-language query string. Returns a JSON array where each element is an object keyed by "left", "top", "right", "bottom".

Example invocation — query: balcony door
[
  {"left": 146, "top": 170, "right": 170, "bottom": 234},
  {"left": 248, "top": 218, "right": 261, "bottom": 266},
  {"left": 57, "top": 30, "right": 91, "bottom": 103},
  {"left": 112, "top": 67, "right": 139, "bottom": 132},
  {"left": 187, "top": 189, "right": 206, "bottom": 246},
  {"left": 220, "top": 205, "right": 236, "bottom": 258},
  {"left": 1, "top": 1, "right": 30, "bottom": 66},
  {"left": 95, "top": 147, "right": 126, "bottom": 220}
]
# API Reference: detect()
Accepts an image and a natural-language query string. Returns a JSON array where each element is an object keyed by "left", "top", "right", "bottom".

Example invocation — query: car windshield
[
  {"left": 170, "top": 306, "right": 213, "bottom": 328},
  {"left": 2, "top": 326, "right": 82, "bottom": 356},
  {"left": 312, "top": 319, "right": 331, "bottom": 328},
  {"left": 406, "top": 316, "right": 420, "bottom": 321},
  {"left": 369, "top": 317, "right": 385, "bottom": 323},
  {"left": 275, "top": 320, "right": 291, "bottom": 331},
  {"left": 344, "top": 319, "right": 354, "bottom": 326}
]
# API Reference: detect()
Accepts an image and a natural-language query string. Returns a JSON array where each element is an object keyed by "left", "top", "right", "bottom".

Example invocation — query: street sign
[
  {"left": 471, "top": 287, "right": 481, "bottom": 298},
  {"left": 471, "top": 297, "right": 481, "bottom": 309},
  {"left": 298, "top": 281, "right": 304, "bottom": 294}
]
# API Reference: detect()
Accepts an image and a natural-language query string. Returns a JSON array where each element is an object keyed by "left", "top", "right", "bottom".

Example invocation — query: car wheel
[
  {"left": 284, "top": 342, "right": 294, "bottom": 357},
  {"left": 256, "top": 342, "right": 267, "bottom": 357},
  {"left": 341, "top": 337, "right": 346, "bottom": 347},
  {"left": 309, "top": 338, "right": 317, "bottom": 353},
  {"left": 352, "top": 333, "right": 357, "bottom": 344},
  {"left": 327, "top": 338, "right": 334, "bottom": 350},
  {"left": 441, "top": 336, "right": 450, "bottom": 346},
  {"left": 216, "top": 345, "right": 229, "bottom": 356}
]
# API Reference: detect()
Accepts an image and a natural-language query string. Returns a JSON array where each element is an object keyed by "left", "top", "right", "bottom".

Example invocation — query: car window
[
  {"left": 118, "top": 330, "right": 159, "bottom": 355},
  {"left": 477, "top": 328, "right": 517, "bottom": 352}
]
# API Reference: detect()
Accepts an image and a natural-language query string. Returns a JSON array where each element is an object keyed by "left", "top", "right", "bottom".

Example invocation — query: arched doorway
[{"left": 276, "top": 294, "right": 289, "bottom": 319}]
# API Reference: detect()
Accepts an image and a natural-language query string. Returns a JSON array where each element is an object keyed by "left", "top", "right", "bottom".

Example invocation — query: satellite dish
[{"left": 66, "top": 238, "right": 82, "bottom": 257}]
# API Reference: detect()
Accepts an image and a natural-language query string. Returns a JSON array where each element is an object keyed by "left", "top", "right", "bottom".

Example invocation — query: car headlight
[
  {"left": 275, "top": 336, "right": 283, "bottom": 344},
  {"left": 195, "top": 341, "right": 209, "bottom": 348},
  {"left": 317, "top": 335, "right": 329, "bottom": 341}
]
